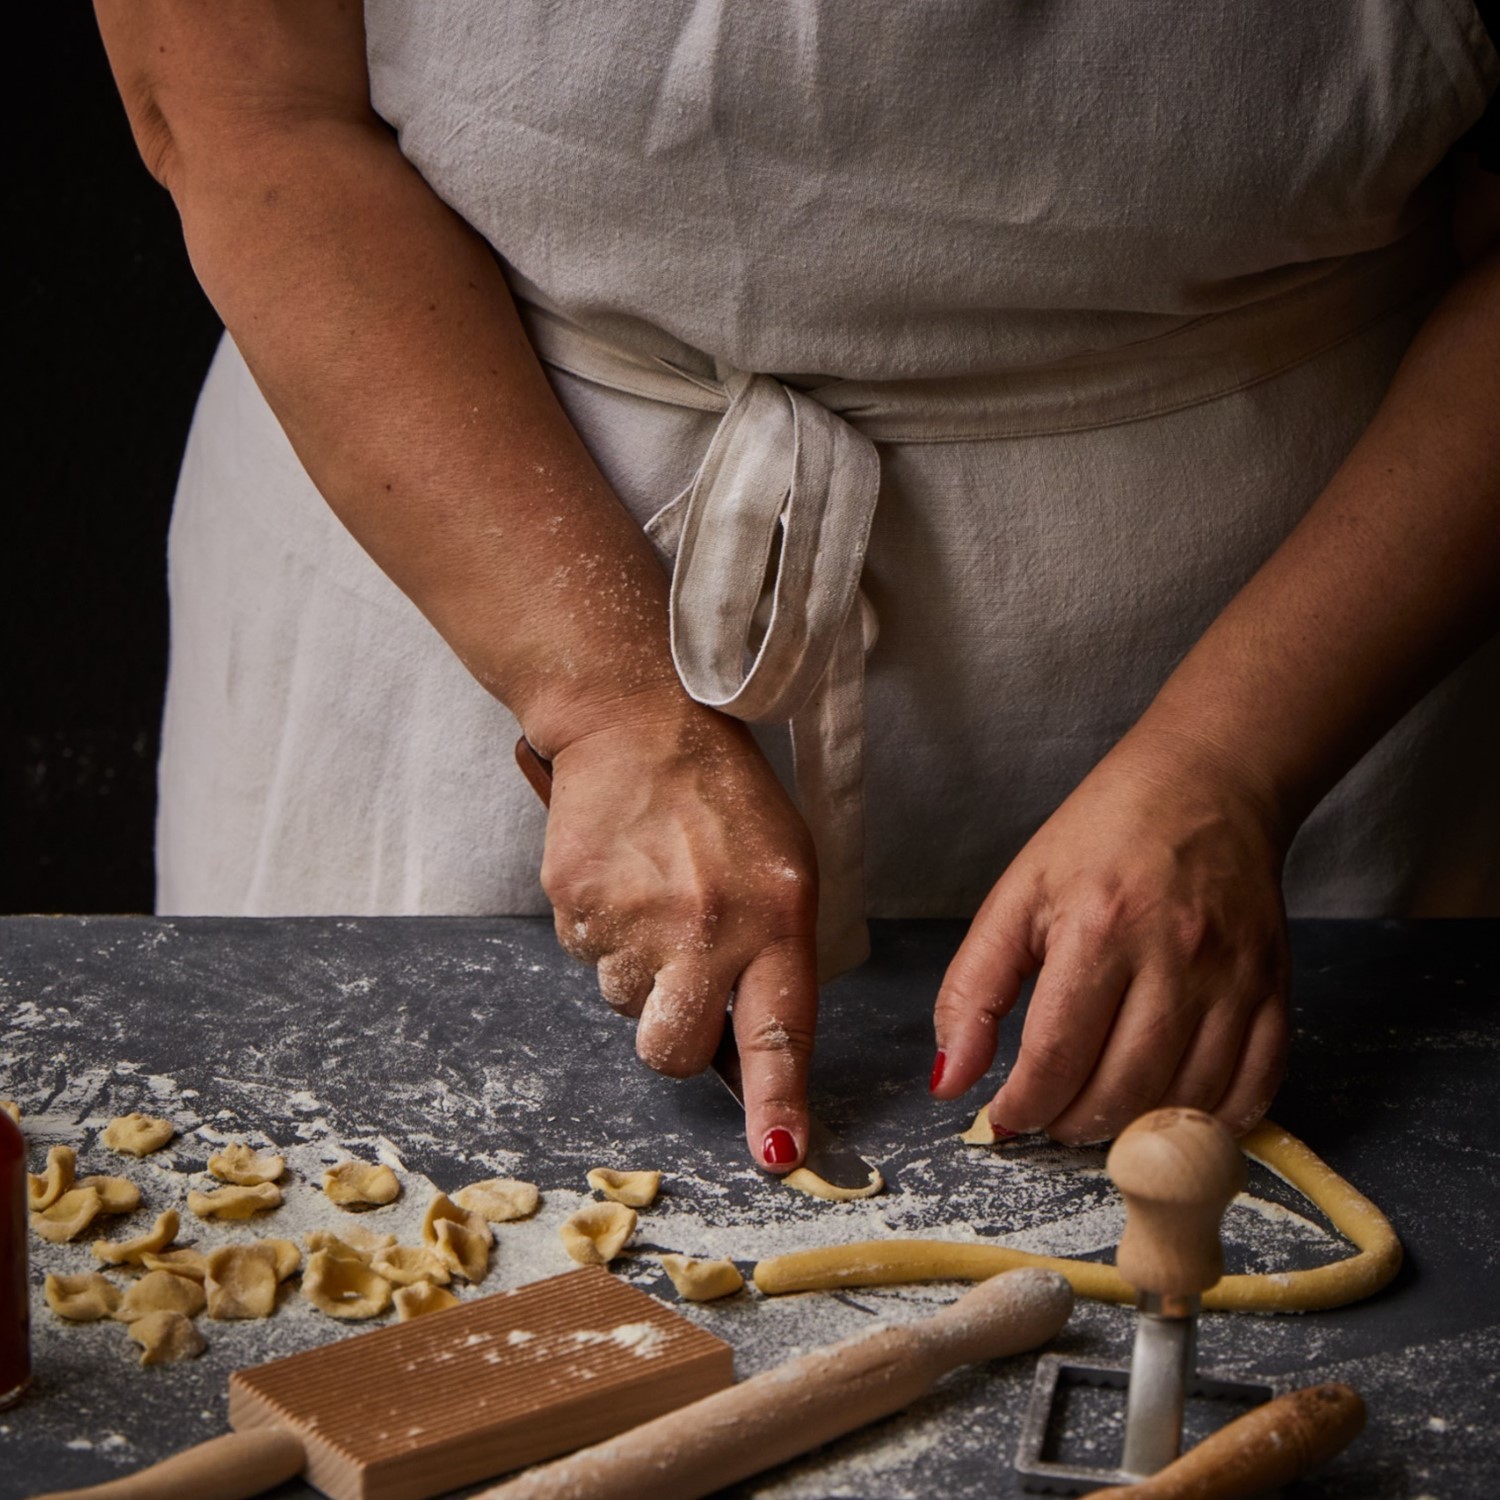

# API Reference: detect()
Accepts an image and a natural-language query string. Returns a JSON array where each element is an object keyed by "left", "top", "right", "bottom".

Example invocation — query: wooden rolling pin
[
  {"left": 30, "top": 1431, "right": 303, "bottom": 1500},
  {"left": 1081, "top": 1382, "right": 1367, "bottom": 1498},
  {"left": 478, "top": 1267, "right": 1074, "bottom": 1500}
]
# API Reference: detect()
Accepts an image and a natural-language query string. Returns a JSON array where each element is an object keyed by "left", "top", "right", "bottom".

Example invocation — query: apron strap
[{"left": 640, "top": 370, "right": 878, "bottom": 977}]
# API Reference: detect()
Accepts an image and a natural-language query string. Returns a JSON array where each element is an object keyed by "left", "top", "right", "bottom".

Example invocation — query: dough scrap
[
  {"left": 754, "top": 1120, "right": 1404, "bottom": 1314},
  {"left": 559, "top": 1201, "right": 636, "bottom": 1266},
  {"left": 324, "top": 1160, "right": 401, "bottom": 1209},
  {"left": 129, "top": 1310, "right": 206, "bottom": 1366},
  {"left": 45, "top": 1271, "right": 122, "bottom": 1322},
  {"left": 453, "top": 1178, "right": 540, "bottom": 1223},
  {"left": 587, "top": 1168, "right": 661, "bottom": 1208},
  {"left": 657, "top": 1254, "right": 744, "bottom": 1302},
  {"left": 27, "top": 1145, "right": 76, "bottom": 1212},
  {"left": 187, "top": 1182, "right": 282, "bottom": 1220},
  {"left": 102, "top": 1113, "right": 175, "bottom": 1157},
  {"left": 422, "top": 1192, "right": 493, "bottom": 1283},
  {"left": 302, "top": 1249, "right": 392, "bottom": 1320},
  {"left": 782, "top": 1166, "right": 885, "bottom": 1202},
  {"left": 421, "top": 1191, "right": 492, "bottom": 1243},
  {"left": 257, "top": 1237, "right": 303, "bottom": 1282},
  {"left": 94, "top": 1208, "right": 179, "bottom": 1267},
  {"left": 114, "top": 1268, "right": 207, "bottom": 1323},
  {"left": 433, "top": 1217, "right": 491, "bottom": 1283},
  {"left": 205, "top": 1244, "right": 280, "bottom": 1320},
  {"left": 393, "top": 1282, "right": 460, "bottom": 1321},
  {"left": 371, "top": 1245, "right": 451, "bottom": 1287},
  {"left": 77, "top": 1175, "right": 143, "bottom": 1215},
  {"left": 305, "top": 1228, "right": 394, "bottom": 1265},
  {"left": 1, "top": 1100, "right": 19, "bottom": 1123},
  {"left": 208, "top": 1142, "right": 285, "bottom": 1186},
  {"left": 32, "top": 1185, "right": 103, "bottom": 1243},
  {"left": 141, "top": 1248, "right": 210, "bottom": 1283},
  {"left": 959, "top": 1107, "right": 997, "bottom": 1145}
]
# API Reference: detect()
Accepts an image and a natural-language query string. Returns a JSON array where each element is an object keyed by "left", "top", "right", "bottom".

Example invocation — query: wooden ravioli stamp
[{"left": 227, "top": 1266, "right": 733, "bottom": 1500}]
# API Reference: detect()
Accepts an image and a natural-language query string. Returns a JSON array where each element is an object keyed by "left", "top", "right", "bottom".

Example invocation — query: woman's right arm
[{"left": 94, "top": 0, "right": 820, "bottom": 1169}]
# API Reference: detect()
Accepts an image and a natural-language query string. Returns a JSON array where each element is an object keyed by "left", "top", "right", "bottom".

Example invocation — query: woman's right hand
[{"left": 539, "top": 695, "right": 821, "bottom": 1172}]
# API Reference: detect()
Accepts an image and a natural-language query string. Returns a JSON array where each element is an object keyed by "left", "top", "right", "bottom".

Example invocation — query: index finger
[{"left": 732, "top": 935, "right": 818, "bottom": 1172}]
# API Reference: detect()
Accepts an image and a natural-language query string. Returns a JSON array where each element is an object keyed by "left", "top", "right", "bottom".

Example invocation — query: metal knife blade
[
  {"left": 711, "top": 1029, "right": 880, "bottom": 1192},
  {"left": 1121, "top": 1293, "right": 1199, "bottom": 1476}
]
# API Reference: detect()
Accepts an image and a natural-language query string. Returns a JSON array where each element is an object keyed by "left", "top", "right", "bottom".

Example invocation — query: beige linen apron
[{"left": 156, "top": 2, "right": 1500, "bottom": 963}]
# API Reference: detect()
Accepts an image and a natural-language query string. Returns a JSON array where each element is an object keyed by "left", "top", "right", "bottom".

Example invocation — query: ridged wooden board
[{"left": 227, "top": 1267, "right": 734, "bottom": 1500}]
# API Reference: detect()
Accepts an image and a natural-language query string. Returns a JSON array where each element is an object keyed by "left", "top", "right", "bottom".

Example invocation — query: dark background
[{"left": 6, "top": 8, "right": 222, "bottom": 913}]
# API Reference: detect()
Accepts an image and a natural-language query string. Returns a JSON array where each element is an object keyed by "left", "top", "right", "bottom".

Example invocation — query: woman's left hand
[{"left": 929, "top": 734, "right": 1291, "bottom": 1143}]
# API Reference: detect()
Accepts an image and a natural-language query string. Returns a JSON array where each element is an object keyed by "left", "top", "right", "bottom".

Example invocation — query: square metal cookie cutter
[{"left": 1016, "top": 1352, "right": 1275, "bottom": 1494}]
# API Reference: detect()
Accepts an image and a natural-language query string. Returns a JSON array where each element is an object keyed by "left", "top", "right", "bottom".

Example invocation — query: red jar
[{"left": 0, "top": 1107, "right": 30, "bottom": 1408}]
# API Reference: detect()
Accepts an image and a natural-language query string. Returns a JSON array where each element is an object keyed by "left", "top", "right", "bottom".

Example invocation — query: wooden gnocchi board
[{"left": 228, "top": 1267, "right": 733, "bottom": 1500}]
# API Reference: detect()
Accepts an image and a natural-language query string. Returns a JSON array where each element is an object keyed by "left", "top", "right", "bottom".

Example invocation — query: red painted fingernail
[
  {"left": 763, "top": 1128, "right": 797, "bottom": 1166},
  {"left": 992, "top": 1124, "right": 1019, "bottom": 1141},
  {"left": 929, "top": 1051, "right": 948, "bottom": 1092}
]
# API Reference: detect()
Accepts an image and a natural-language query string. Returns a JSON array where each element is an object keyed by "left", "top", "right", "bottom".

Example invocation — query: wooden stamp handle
[
  {"left": 1108, "top": 1108, "right": 1245, "bottom": 1299},
  {"left": 28, "top": 1428, "right": 304, "bottom": 1500}
]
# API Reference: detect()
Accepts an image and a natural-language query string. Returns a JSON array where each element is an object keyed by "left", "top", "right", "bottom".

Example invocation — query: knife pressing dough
[
  {"left": 587, "top": 1168, "right": 661, "bottom": 1207},
  {"left": 188, "top": 1182, "right": 282, "bottom": 1220},
  {"left": 27, "top": 1145, "right": 75, "bottom": 1212},
  {"left": 114, "top": 1269, "right": 207, "bottom": 1323},
  {"left": 102, "top": 1113, "right": 175, "bottom": 1156},
  {"left": 303, "top": 1249, "right": 392, "bottom": 1319},
  {"left": 141, "top": 1248, "right": 210, "bottom": 1282},
  {"left": 31, "top": 1185, "right": 103, "bottom": 1243},
  {"left": 45, "top": 1271, "right": 122, "bottom": 1321},
  {"left": 324, "top": 1160, "right": 400, "bottom": 1208},
  {"left": 208, "top": 1142, "right": 285, "bottom": 1186},
  {"left": 94, "top": 1208, "right": 179, "bottom": 1266},
  {"left": 453, "top": 1177, "right": 540, "bottom": 1223},
  {"left": 371, "top": 1245, "right": 451, "bottom": 1287},
  {"left": 393, "top": 1282, "right": 460, "bottom": 1321},
  {"left": 129, "top": 1310, "right": 206, "bottom": 1366},
  {"left": 753, "top": 1121, "right": 1403, "bottom": 1314},
  {"left": 206, "top": 1244, "right": 280, "bottom": 1320},
  {"left": 77, "top": 1175, "right": 143, "bottom": 1215},
  {"left": 560, "top": 1201, "right": 637, "bottom": 1266},
  {"left": 657, "top": 1254, "right": 745, "bottom": 1302},
  {"left": 783, "top": 1165, "right": 885, "bottom": 1202}
]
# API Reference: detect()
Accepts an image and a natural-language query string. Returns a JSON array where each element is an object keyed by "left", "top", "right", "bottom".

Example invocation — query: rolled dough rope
[
  {"left": 753, "top": 1121, "right": 1402, "bottom": 1313},
  {"left": 477, "top": 1268, "right": 1073, "bottom": 1500}
]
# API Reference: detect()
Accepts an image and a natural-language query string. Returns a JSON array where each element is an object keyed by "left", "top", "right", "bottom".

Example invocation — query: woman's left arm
[{"left": 932, "top": 164, "right": 1500, "bottom": 1143}]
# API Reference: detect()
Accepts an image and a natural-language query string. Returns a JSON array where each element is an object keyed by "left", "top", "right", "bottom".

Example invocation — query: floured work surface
[
  {"left": 2, "top": 916, "right": 1498, "bottom": 1498},
  {"left": 230, "top": 1268, "right": 731, "bottom": 1500}
]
